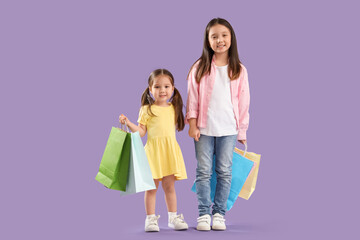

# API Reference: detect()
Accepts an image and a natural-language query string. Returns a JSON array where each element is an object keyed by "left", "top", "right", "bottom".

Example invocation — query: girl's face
[
  {"left": 208, "top": 24, "right": 231, "bottom": 56},
  {"left": 149, "top": 75, "right": 174, "bottom": 106}
]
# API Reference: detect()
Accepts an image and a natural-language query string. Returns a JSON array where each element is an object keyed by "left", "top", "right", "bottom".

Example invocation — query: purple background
[{"left": 1, "top": 0, "right": 359, "bottom": 239}]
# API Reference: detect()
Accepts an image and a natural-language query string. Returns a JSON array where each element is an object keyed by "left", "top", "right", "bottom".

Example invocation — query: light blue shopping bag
[
  {"left": 120, "top": 131, "right": 156, "bottom": 195},
  {"left": 191, "top": 145, "right": 254, "bottom": 210}
]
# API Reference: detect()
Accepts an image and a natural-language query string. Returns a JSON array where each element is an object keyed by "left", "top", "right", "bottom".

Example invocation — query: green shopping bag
[{"left": 95, "top": 125, "right": 131, "bottom": 191}]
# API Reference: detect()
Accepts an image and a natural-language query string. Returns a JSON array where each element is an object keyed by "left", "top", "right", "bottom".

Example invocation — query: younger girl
[
  {"left": 186, "top": 18, "right": 250, "bottom": 231},
  {"left": 119, "top": 69, "right": 188, "bottom": 232}
]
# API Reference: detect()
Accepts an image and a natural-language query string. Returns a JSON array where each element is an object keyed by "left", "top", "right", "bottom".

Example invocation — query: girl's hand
[
  {"left": 238, "top": 139, "right": 247, "bottom": 145},
  {"left": 118, "top": 114, "right": 145, "bottom": 136},
  {"left": 189, "top": 126, "right": 200, "bottom": 141},
  {"left": 119, "top": 114, "right": 128, "bottom": 125}
]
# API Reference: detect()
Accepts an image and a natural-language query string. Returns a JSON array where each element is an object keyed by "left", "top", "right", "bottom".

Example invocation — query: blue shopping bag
[
  {"left": 191, "top": 146, "right": 254, "bottom": 210},
  {"left": 120, "top": 131, "right": 156, "bottom": 195}
]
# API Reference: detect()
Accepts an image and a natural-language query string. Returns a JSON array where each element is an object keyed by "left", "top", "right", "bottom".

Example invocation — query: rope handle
[
  {"left": 118, "top": 121, "right": 130, "bottom": 132},
  {"left": 243, "top": 142, "right": 248, "bottom": 157},
  {"left": 236, "top": 142, "right": 248, "bottom": 157}
]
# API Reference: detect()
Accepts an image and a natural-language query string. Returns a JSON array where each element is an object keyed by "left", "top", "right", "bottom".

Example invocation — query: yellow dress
[{"left": 137, "top": 104, "right": 187, "bottom": 181}]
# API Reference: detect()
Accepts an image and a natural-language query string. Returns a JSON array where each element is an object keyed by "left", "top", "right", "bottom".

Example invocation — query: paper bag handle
[
  {"left": 118, "top": 122, "right": 130, "bottom": 132},
  {"left": 239, "top": 142, "right": 248, "bottom": 157}
]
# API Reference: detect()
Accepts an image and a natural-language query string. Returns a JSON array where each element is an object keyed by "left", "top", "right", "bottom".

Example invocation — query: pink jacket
[{"left": 185, "top": 58, "right": 250, "bottom": 140}]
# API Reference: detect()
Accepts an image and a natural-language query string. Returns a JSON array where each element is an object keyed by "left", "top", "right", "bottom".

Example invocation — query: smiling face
[
  {"left": 208, "top": 24, "right": 232, "bottom": 56},
  {"left": 149, "top": 74, "right": 174, "bottom": 106}
]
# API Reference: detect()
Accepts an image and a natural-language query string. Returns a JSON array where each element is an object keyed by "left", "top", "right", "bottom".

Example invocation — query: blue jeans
[{"left": 194, "top": 134, "right": 237, "bottom": 216}]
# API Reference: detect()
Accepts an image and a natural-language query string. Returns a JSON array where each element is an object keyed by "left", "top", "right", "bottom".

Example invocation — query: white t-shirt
[{"left": 200, "top": 65, "right": 238, "bottom": 136}]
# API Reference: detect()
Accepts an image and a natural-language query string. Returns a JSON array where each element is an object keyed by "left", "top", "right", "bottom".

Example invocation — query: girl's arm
[
  {"left": 237, "top": 66, "right": 250, "bottom": 141},
  {"left": 119, "top": 114, "right": 147, "bottom": 137},
  {"left": 188, "top": 118, "right": 200, "bottom": 141},
  {"left": 185, "top": 64, "right": 200, "bottom": 124},
  {"left": 186, "top": 65, "right": 201, "bottom": 141}
]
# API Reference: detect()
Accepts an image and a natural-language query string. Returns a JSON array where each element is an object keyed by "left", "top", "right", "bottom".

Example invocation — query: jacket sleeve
[
  {"left": 185, "top": 65, "right": 199, "bottom": 124},
  {"left": 237, "top": 65, "right": 250, "bottom": 140}
]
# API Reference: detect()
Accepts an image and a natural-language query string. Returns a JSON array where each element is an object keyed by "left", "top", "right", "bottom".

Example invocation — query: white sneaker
[
  {"left": 212, "top": 213, "right": 226, "bottom": 230},
  {"left": 196, "top": 214, "right": 211, "bottom": 231},
  {"left": 145, "top": 215, "right": 160, "bottom": 232},
  {"left": 168, "top": 214, "right": 188, "bottom": 230}
]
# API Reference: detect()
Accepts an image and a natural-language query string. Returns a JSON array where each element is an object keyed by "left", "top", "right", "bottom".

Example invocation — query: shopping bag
[
  {"left": 95, "top": 125, "right": 131, "bottom": 191},
  {"left": 120, "top": 131, "right": 156, "bottom": 195},
  {"left": 235, "top": 148, "right": 261, "bottom": 200},
  {"left": 191, "top": 145, "right": 254, "bottom": 211}
]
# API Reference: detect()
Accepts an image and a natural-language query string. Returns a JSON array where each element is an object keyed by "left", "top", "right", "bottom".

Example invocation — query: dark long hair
[
  {"left": 188, "top": 18, "right": 242, "bottom": 83},
  {"left": 141, "top": 69, "right": 185, "bottom": 131}
]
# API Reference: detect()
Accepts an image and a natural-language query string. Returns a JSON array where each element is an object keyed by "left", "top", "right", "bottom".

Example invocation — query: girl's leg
[
  {"left": 144, "top": 179, "right": 160, "bottom": 215},
  {"left": 194, "top": 135, "right": 215, "bottom": 217},
  {"left": 162, "top": 175, "right": 188, "bottom": 230},
  {"left": 162, "top": 175, "right": 177, "bottom": 212},
  {"left": 213, "top": 134, "right": 237, "bottom": 216}
]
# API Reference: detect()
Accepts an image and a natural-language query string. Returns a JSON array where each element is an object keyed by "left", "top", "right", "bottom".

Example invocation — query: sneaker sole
[
  {"left": 145, "top": 227, "right": 160, "bottom": 232},
  {"left": 212, "top": 226, "right": 226, "bottom": 231},
  {"left": 197, "top": 226, "right": 211, "bottom": 231},
  {"left": 168, "top": 223, "right": 188, "bottom": 230}
]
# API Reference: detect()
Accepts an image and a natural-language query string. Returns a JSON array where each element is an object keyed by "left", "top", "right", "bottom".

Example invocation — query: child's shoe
[
  {"left": 196, "top": 214, "right": 211, "bottom": 231},
  {"left": 168, "top": 214, "right": 188, "bottom": 230},
  {"left": 212, "top": 213, "right": 226, "bottom": 231},
  {"left": 145, "top": 215, "right": 160, "bottom": 232}
]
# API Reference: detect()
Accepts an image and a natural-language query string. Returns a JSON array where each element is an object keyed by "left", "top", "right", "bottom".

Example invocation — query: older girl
[{"left": 186, "top": 18, "right": 250, "bottom": 231}]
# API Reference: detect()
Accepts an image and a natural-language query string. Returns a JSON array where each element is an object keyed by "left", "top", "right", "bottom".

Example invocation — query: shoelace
[
  {"left": 171, "top": 214, "right": 185, "bottom": 224},
  {"left": 147, "top": 215, "right": 160, "bottom": 226}
]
